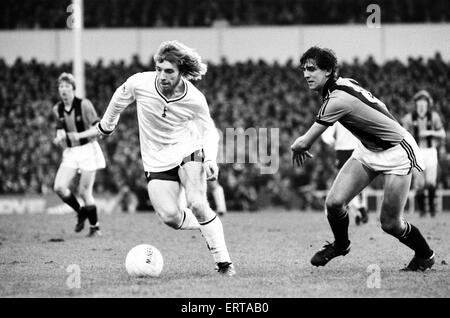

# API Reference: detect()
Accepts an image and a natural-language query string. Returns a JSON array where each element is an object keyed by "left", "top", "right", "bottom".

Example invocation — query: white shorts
[
  {"left": 352, "top": 132, "right": 425, "bottom": 176},
  {"left": 141, "top": 136, "right": 202, "bottom": 172},
  {"left": 420, "top": 147, "right": 438, "bottom": 171},
  {"left": 61, "top": 141, "right": 106, "bottom": 171},
  {"left": 414, "top": 147, "right": 438, "bottom": 184}
]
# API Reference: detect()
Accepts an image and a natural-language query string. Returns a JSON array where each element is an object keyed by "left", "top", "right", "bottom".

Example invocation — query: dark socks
[
  {"left": 416, "top": 190, "right": 425, "bottom": 215},
  {"left": 427, "top": 186, "right": 436, "bottom": 214},
  {"left": 84, "top": 205, "right": 98, "bottom": 226},
  {"left": 398, "top": 222, "right": 433, "bottom": 259},
  {"left": 326, "top": 207, "right": 350, "bottom": 249},
  {"left": 359, "top": 207, "right": 369, "bottom": 221},
  {"left": 61, "top": 192, "right": 81, "bottom": 213}
]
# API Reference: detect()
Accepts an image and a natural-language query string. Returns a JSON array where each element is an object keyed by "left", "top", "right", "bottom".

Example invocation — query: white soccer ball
[{"left": 125, "top": 244, "right": 164, "bottom": 277}]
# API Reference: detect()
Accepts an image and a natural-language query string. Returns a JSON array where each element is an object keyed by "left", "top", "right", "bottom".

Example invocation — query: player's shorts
[
  {"left": 60, "top": 141, "right": 106, "bottom": 171},
  {"left": 413, "top": 147, "right": 438, "bottom": 183},
  {"left": 335, "top": 150, "right": 354, "bottom": 169},
  {"left": 351, "top": 132, "right": 425, "bottom": 176},
  {"left": 145, "top": 149, "right": 205, "bottom": 183}
]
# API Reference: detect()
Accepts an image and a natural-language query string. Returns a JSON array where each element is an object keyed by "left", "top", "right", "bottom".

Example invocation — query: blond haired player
[
  {"left": 90, "top": 41, "right": 235, "bottom": 276},
  {"left": 402, "top": 90, "right": 446, "bottom": 217}
]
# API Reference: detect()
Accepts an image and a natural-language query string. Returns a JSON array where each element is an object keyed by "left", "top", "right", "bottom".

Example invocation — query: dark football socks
[
  {"left": 84, "top": 205, "right": 98, "bottom": 226},
  {"left": 398, "top": 221, "right": 433, "bottom": 259},
  {"left": 326, "top": 207, "right": 350, "bottom": 249},
  {"left": 61, "top": 192, "right": 81, "bottom": 213},
  {"left": 416, "top": 190, "right": 425, "bottom": 214},
  {"left": 427, "top": 186, "right": 436, "bottom": 214}
]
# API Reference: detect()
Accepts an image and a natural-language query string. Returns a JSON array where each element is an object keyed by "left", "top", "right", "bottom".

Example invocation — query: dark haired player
[{"left": 291, "top": 47, "right": 435, "bottom": 271}]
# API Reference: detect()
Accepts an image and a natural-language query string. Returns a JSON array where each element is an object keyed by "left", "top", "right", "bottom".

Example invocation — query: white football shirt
[
  {"left": 100, "top": 71, "right": 219, "bottom": 172},
  {"left": 321, "top": 121, "right": 358, "bottom": 151}
]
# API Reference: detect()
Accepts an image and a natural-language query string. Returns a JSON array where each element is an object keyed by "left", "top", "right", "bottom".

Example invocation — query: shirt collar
[{"left": 321, "top": 77, "right": 337, "bottom": 101}]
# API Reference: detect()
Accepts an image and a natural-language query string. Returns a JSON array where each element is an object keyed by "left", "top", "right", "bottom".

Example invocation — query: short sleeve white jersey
[
  {"left": 321, "top": 121, "right": 359, "bottom": 151},
  {"left": 100, "top": 71, "right": 219, "bottom": 172}
]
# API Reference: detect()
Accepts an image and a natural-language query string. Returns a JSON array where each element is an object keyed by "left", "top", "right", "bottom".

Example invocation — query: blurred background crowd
[
  {"left": 0, "top": 0, "right": 449, "bottom": 29},
  {"left": 0, "top": 0, "right": 448, "bottom": 211}
]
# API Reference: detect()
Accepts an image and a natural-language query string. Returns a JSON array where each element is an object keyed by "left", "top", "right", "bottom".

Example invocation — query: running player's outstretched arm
[
  {"left": 69, "top": 99, "right": 104, "bottom": 141},
  {"left": 97, "top": 77, "right": 137, "bottom": 136},
  {"left": 52, "top": 105, "right": 66, "bottom": 147},
  {"left": 291, "top": 122, "right": 328, "bottom": 166},
  {"left": 196, "top": 97, "right": 220, "bottom": 180},
  {"left": 292, "top": 96, "right": 350, "bottom": 166}
]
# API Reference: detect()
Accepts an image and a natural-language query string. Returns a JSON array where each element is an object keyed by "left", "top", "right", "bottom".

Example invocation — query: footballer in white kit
[
  {"left": 96, "top": 40, "right": 235, "bottom": 276},
  {"left": 100, "top": 71, "right": 217, "bottom": 174}
]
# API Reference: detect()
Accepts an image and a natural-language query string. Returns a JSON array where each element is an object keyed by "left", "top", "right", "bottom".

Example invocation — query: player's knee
[
  {"left": 188, "top": 199, "right": 206, "bottom": 216},
  {"left": 325, "top": 195, "right": 346, "bottom": 212},
  {"left": 156, "top": 208, "right": 180, "bottom": 229},
  {"left": 79, "top": 188, "right": 94, "bottom": 203},
  {"left": 381, "top": 221, "right": 402, "bottom": 236},
  {"left": 53, "top": 184, "right": 69, "bottom": 197},
  {"left": 380, "top": 216, "right": 402, "bottom": 236},
  {"left": 164, "top": 217, "right": 180, "bottom": 229}
]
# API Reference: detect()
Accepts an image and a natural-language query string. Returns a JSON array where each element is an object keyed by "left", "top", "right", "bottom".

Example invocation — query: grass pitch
[{"left": 0, "top": 210, "right": 449, "bottom": 298}]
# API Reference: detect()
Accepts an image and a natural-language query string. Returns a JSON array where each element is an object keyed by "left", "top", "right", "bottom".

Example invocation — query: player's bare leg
[
  {"left": 349, "top": 193, "right": 369, "bottom": 225},
  {"left": 381, "top": 174, "right": 435, "bottom": 271},
  {"left": 209, "top": 179, "right": 227, "bottom": 216},
  {"left": 79, "top": 170, "right": 100, "bottom": 237},
  {"left": 358, "top": 194, "right": 369, "bottom": 224},
  {"left": 311, "top": 158, "right": 377, "bottom": 266},
  {"left": 179, "top": 161, "right": 235, "bottom": 276},
  {"left": 53, "top": 166, "right": 84, "bottom": 232},
  {"left": 147, "top": 180, "right": 200, "bottom": 230}
]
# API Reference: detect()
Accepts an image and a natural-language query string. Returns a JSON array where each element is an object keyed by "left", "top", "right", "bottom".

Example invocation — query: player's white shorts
[
  {"left": 61, "top": 141, "right": 106, "bottom": 171},
  {"left": 414, "top": 147, "right": 438, "bottom": 183},
  {"left": 142, "top": 135, "right": 202, "bottom": 172},
  {"left": 352, "top": 132, "right": 425, "bottom": 176}
]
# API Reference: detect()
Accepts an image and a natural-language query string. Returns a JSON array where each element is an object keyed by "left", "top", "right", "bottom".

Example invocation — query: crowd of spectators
[
  {"left": 1, "top": 0, "right": 449, "bottom": 29},
  {"left": 1, "top": 54, "right": 449, "bottom": 210}
]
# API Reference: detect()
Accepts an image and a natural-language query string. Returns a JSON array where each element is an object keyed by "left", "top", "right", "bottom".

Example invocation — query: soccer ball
[{"left": 125, "top": 244, "right": 164, "bottom": 277}]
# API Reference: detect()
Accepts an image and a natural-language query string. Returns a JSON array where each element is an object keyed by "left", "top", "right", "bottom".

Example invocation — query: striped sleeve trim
[
  {"left": 400, "top": 139, "right": 423, "bottom": 172},
  {"left": 315, "top": 119, "right": 334, "bottom": 127},
  {"left": 318, "top": 98, "right": 330, "bottom": 117},
  {"left": 98, "top": 122, "right": 114, "bottom": 135}
]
